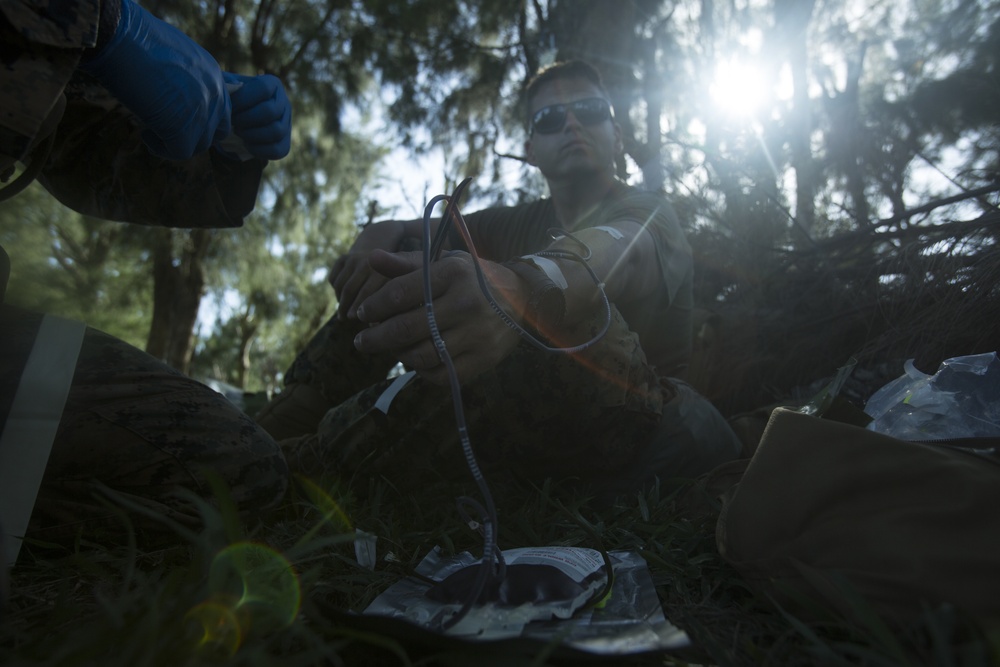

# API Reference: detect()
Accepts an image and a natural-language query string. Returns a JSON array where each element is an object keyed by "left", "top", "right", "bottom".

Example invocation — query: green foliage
[
  {"left": 6, "top": 0, "right": 999, "bottom": 405},
  {"left": 0, "top": 182, "right": 151, "bottom": 348},
  {"left": 188, "top": 124, "right": 385, "bottom": 392},
  {"left": 4, "top": 1, "right": 388, "bottom": 386}
]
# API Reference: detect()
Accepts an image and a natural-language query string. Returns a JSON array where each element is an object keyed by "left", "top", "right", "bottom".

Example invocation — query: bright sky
[
  {"left": 366, "top": 145, "right": 449, "bottom": 221},
  {"left": 341, "top": 100, "right": 450, "bottom": 221}
]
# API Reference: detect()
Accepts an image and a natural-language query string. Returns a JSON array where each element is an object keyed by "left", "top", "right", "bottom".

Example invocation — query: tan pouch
[{"left": 717, "top": 407, "right": 1000, "bottom": 620}]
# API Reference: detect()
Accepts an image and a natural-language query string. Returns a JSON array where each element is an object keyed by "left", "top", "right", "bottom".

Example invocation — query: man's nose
[{"left": 563, "top": 108, "right": 584, "bottom": 130}]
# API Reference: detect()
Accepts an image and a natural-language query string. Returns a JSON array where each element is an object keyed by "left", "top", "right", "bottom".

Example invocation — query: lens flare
[
  {"left": 295, "top": 475, "right": 354, "bottom": 532},
  {"left": 186, "top": 543, "right": 301, "bottom": 656},
  {"left": 208, "top": 542, "right": 301, "bottom": 631},
  {"left": 185, "top": 600, "right": 242, "bottom": 658}
]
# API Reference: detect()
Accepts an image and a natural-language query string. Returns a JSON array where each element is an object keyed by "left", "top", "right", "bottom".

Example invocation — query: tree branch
[{"left": 874, "top": 184, "right": 1000, "bottom": 228}]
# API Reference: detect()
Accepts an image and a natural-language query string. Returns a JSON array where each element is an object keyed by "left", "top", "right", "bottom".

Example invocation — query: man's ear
[
  {"left": 524, "top": 138, "right": 537, "bottom": 166},
  {"left": 613, "top": 122, "right": 624, "bottom": 156}
]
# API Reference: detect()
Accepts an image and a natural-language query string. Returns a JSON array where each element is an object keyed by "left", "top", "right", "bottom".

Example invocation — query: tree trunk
[
  {"left": 551, "top": 0, "right": 643, "bottom": 181},
  {"left": 146, "top": 228, "right": 211, "bottom": 373},
  {"left": 776, "top": 0, "right": 817, "bottom": 241},
  {"left": 843, "top": 45, "right": 871, "bottom": 228},
  {"left": 232, "top": 308, "right": 258, "bottom": 389},
  {"left": 642, "top": 28, "right": 669, "bottom": 192}
]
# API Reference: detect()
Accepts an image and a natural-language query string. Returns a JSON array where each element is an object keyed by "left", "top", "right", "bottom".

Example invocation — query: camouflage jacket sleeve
[
  {"left": 35, "top": 77, "right": 265, "bottom": 228},
  {"left": 0, "top": 0, "right": 99, "bottom": 163}
]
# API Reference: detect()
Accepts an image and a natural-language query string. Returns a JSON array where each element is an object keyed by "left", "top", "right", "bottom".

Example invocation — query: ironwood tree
[{"left": 3, "top": 0, "right": 996, "bottom": 400}]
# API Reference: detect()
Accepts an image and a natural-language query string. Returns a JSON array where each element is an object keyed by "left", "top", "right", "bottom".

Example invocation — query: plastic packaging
[
  {"left": 864, "top": 352, "right": 1000, "bottom": 440},
  {"left": 363, "top": 546, "right": 689, "bottom": 653}
]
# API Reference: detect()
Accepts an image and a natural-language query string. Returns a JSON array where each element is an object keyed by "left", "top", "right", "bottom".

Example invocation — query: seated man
[{"left": 259, "top": 60, "right": 741, "bottom": 502}]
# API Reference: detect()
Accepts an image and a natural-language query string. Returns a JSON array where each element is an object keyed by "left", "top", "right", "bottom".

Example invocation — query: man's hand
[
  {"left": 352, "top": 250, "right": 523, "bottom": 385},
  {"left": 219, "top": 72, "right": 292, "bottom": 160},
  {"left": 328, "top": 221, "right": 406, "bottom": 320}
]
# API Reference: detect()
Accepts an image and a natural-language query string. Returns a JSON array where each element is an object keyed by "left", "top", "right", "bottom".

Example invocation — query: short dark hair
[{"left": 523, "top": 60, "right": 611, "bottom": 128}]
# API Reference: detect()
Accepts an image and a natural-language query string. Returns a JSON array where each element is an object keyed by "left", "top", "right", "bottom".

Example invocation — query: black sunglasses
[{"left": 529, "top": 97, "right": 613, "bottom": 135}]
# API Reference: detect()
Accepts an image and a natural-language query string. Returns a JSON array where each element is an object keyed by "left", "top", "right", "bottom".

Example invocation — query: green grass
[{"left": 2, "top": 473, "right": 998, "bottom": 666}]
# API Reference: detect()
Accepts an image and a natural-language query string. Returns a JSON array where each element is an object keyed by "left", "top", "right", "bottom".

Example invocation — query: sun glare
[{"left": 709, "top": 57, "right": 769, "bottom": 119}]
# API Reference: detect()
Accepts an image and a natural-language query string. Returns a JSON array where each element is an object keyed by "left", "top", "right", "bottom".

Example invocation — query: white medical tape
[
  {"left": 592, "top": 225, "right": 625, "bottom": 240},
  {"left": 0, "top": 314, "right": 86, "bottom": 565},
  {"left": 521, "top": 255, "right": 569, "bottom": 290},
  {"left": 373, "top": 369, "right": 417, "bottom": 415}
]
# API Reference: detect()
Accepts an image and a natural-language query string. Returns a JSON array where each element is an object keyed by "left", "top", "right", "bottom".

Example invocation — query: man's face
[{"left": 524, "top": 77, "right": 622, "bottom": 181}]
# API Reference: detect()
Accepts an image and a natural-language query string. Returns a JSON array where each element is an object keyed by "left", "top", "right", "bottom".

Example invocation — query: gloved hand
[
  {"left": 218, "top": 73, "right": 292, "bottom": 160},
  {"left": 80, "top": 0, "right": 231, "bottom": 160}
]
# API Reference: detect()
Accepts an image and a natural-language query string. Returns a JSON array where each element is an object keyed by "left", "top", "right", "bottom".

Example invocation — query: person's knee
[
  {"left": 628, "top": 379, "right": 743, "bottom": 491},
  {"left": 50, "top": 381, "right": 289, "bottom": 519},
  {"left": 222, "top": 423, "right": 290, "bottom": 513},
  {"left": 255, "top": 382, "right": 335, "bottom": 441}
]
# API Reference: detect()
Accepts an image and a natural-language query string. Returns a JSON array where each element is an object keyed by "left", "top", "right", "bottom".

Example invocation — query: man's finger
[
  {"left": 346, "top": 274, "right": 387, "bottom": 320},
  {"left": 354, "top": 309, "right": 430, "bottom": 353},
  {"left": 356, "top": 252, "right": 430, "bottom": 324},
  {"left": 367, "top": 249, "right": 423, "bottom": 279}
]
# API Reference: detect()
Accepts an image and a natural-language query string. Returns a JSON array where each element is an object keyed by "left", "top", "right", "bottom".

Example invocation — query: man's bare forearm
[{"left": 541, "top": 221, "right": 659, "bottom": 326}]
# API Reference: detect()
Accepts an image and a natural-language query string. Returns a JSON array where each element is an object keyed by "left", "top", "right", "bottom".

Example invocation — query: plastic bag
[
  {"left": 864, "top": 352, "right": 1000, "bottom": 440},
  {"left": 363, "top": 546, "right": 690, "bottom": 652}
]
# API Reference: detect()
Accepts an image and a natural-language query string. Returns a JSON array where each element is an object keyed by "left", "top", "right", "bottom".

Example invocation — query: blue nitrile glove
[
  {"left": 218, "top": 73, "right": 292, "bottom": 160},
  {"left": 79, "top": 0, "right": 231, "bottom": 160}
]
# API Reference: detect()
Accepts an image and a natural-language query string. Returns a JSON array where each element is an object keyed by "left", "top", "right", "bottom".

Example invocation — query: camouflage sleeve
[
  {"left": 603, "top": 189, "right": 693, "bottom": 303},
  {"left": 33, "top": 77, "right": 266, "bottom": 228},
  {"left": 0, "top": 0, "right": 99, "bottom": 162}
]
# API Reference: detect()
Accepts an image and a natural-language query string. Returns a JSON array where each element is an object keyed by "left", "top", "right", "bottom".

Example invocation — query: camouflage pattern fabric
[
  {"left": 0, "top": 304, "right": 288, "bottom": 545},
  {"left": 0, "top": 0, "right": 98, "bottom": 165},
  {"left": 264, "top": 307, "right": 742, "bottom": 501},
  {"left": 35, "top": 82, "right": 266, "bottom": 228}
]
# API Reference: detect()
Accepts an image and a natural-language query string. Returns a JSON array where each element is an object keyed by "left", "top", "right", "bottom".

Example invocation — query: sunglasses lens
[
  {"left": 573, "top": 99, "right": 610, "bottom": 124},
  {"left": 532, "top": 107, "right": 567, "bottom": 134},
  {"left": 531, "top": 98, "right": 610, "bottom": 134}
]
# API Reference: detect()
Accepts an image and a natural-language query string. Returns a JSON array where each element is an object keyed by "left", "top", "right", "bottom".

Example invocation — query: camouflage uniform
[
  {"left": 258, "top": 187, "right": 742, "bottom": 502},
  {"left": 1, "top": 306, "right": 288, "bottom": 543},
  {"left": 1, "top": 2, "right": 285, "bottom": 545}
]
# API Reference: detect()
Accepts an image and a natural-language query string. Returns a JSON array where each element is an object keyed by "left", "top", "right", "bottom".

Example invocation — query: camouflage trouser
[
  {"left": 258, "top": 307, "right": 742, "bottom": 500},
  {"left": 0, "top": 305, "right": 288, "bottom": 546}
]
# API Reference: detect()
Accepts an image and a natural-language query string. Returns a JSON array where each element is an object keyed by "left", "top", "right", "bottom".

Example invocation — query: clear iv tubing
[
  {"left": 421, "top": 189, "right": 501, "bottom": 630},
  {"left": 418, "top": 177, "right": 613, "bottom": 629}
]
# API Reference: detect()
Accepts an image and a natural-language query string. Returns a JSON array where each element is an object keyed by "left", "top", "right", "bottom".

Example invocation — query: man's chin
[{"left": 554, "top": 162, "right": 604, "bottom": 180}]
